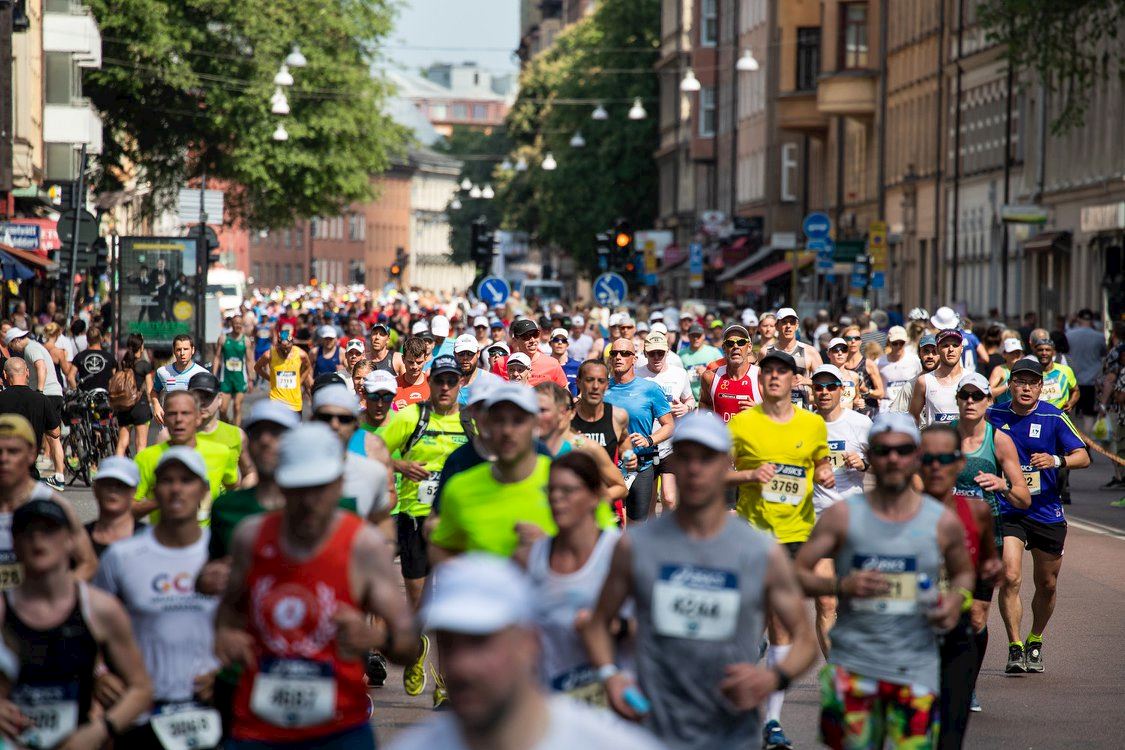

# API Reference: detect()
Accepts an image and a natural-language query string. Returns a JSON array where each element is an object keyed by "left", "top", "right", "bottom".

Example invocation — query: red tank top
[
  {"left": 710, "top": 364, "right": 762, "bottom": 422},
  {"left": 953, "top": 495, "right": 981, "bottom": 568},
  {"left": 233, "top": 511, "right": 368, "bottom": 742}
]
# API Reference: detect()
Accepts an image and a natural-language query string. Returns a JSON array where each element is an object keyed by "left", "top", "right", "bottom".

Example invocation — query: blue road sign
[
  {"left": 802, "top": 212, "right": 831, "bottom": 240},
  {"left": 870, "top": 271, "right": 885, "bottom": 289},
  {"left": 476, "top": 275, "right": 511, "bottom": 307},
  {"left": 850, "top": 273, "right": 867, "bottom": 289},
  {"left": 808, "top": 238, "right": 828, "bottom": 255},
  {"left": 817, "top": 259, "right": 834, "bottom": 271},
  {"left": 593, "top": 272, "right": 628, "bottom": 307}
]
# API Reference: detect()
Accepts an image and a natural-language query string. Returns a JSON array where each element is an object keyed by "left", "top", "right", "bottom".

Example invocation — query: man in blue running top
[{"left": 987, "top": 358, "right": 1089, "bottom": 676}]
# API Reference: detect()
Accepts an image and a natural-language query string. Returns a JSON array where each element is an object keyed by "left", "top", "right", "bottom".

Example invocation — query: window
[
  {"left": 452, "top": 103, "right": 468, "bottom": 119},
  {"left": 701, "top": 0, "right": 718, "bottom": 46},
  {"left": 309, "top": 217, "right": 319, "bottom": 238},
  {"left": 283, "top": 229, "right": 291, "bottom": 247},
  {"left": 472, "top": 104, "right": 487, "bottom": 121},
  {"left": 840, "top": 3, "right": 868, "bottom": 69},
  {"left": 430, "top": 103, "right": 447, "bottom": 119},
  {"left": 348, "top": 213, "right": 366, "bottom": 241},
  {"left": 45, "top": 52, "right": 78, "bottom": 105},
  {"left": 796, "top": 28, "right": 821, "bottom": 91},
  {"left": 699, "top": 88, "right": 717, "bottom": 136}
]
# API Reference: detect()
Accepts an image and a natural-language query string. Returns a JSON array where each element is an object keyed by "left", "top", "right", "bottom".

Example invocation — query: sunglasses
[
  {"left": 610, "top": 350, "right": 635, "bottom": 358},
  {"left": 829, "top": 345, "right": 848, "bottom": 353},
  {"left": 313, "top": 413, "right": 357, "bottom": 425},
  {"left": 956, "top": 390, "right": 988, "bottom": 402},
  {"left": 920, "top": 451, "right": 963, "bottom": 466},
  {"left": 518, "top": 331, "right": 539, "bottom": 341},
  {"left": 812, "top": 382, "right": 842, "bottom": 392},
  {"left": 550, "top": 337, "right": 568, "bottom": 344},
  {"left": 844, "top": 336, "right": 862, "bottom": 342},
  {"left": 870, "top": 443, "right": 917, "bottom": 457},
  {"left": 365, "top": 391, "right": 395, "bottom": 403},
  {"left": 723, "top": 338, "right": 749, "bottom": 348}
]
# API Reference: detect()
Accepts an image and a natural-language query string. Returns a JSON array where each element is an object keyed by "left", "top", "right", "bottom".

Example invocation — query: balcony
[
  {"left": 816, "top": 69, "right": 877, "bottom": 116},
  {"left": 777, "top": 91, "right": 828, "bottom": 132},
  {"left": 44, "top": 101, "right": 103, "bottom": 153},
  {"left": 43, "top": 5, "right": 102, "bottom": 69}
]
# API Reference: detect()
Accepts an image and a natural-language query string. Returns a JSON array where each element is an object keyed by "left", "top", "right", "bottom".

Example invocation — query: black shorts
[
  {"left": 115, "top": 399, "right": 153, "bottom": 428},
  {"left": 973, "top": 576, "right": 994, "bottom": 603},
  {"left": 1000, "top": 515, "right": 1067, "bottom": 557},
  {"left": 396, "top": 513, "right": 430, "bottom": 580},
  {"left": 1077, "top": 385, "right": 1097, "bottom": 417},
  {"left": 46, "top": 395, "right": 64, "bottom": 425},
  {"left": 655, "top": 458, "right": 674, "bottom": 476}
]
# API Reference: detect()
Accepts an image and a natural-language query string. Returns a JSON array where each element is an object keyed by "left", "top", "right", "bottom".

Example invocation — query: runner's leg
[
  {"left": 813, "top": 557, "right": 837, "bottom": 658},
  {"left": 1028, "top": 549, "right": 1063, "bottom": 638},
  {"left": 998, "top": 536, "right": 1025, "bottom": 643}
]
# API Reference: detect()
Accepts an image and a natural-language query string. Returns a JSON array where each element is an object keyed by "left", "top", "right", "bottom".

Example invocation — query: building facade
[
  {"left": 390, "top": 63, "right": 514, "bottom": 137},
  {"left": 407, "top": 148, "right": 472, "bottom": 294}
]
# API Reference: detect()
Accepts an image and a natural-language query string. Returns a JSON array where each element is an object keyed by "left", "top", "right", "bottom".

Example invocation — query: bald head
[{"left": 3, "top": 358, "right": 29, "bottom": 385}]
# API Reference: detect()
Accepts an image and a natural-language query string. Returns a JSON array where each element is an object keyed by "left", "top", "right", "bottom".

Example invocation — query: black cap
[
  {"left": 1030, "top": 336, "right": 1054, "bottom": 348},
  {"left": 688, "top": 323, "right": 705, "bottom": 335},
  {"left": 511, "top": 318, "right": 539, "bottom": 338},
  {"left": 370, "top": 322, "right": 389, "bottom": 333},
  {"left": 311, "top": 371, "right": 348, "bottom": 394},
  {"left": 430, "top": 354, "right": 461, "bottom": 377},
  {"left": 187, "top": 372, "right": 221, "bottom": 395},
  {"left": 1009, "top": 359, "right": 1044, "bottom": 378},
  {"left": 13, "top": 499, "right": 69, "bottom": 536},
  {"left": 537, "top": 315, "right": 551, "bottom": 330},
  {"left": 757, "top": 349, "right": 798, "bottom": 373}
]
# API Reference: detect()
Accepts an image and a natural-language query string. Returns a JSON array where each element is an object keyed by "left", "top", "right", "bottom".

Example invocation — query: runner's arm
[
  {"left": 763, "top": 544, "right": 817, "bottom": 681},
  {"left": 581, "top": 440, "right": 627, "bottom": 502},
  {"left": 90, "top": 589, "right": 153, "bottom": 738},
  {"left": 988, "top": 365, "right": 1009, "bottom": 399},
  {"left": 970, "top": 498, "right": 1002, "bottom": 584},
  {"left": 793, "top": 503, "right": 847, "bottom": 596},
  {"left": 581, "top": 534, "right": 634, "bottom": 691},
  {"left": 699, "top": 370, "right": 715, "bottom": 411},
  {"left": 253, "top": 352, "right": 270, "bottom": 381},
  {"left": 933, "top": 509, "right": 975, "bottom": 629},
  {"left": 237, "top": 428, "right": 258, "bottom": 488},
  {"left": 650, "top": 412, "right": 674, "bottom": 446},
  {"left": 300, "top": 350, "right": 313, "bottom": 390},
  {"left": 32, "top": 358, "right": 47, "bottom": 393},
  {"left": 865, "top": 358, "right": 885, "bottom": 400},
  {"left": 211, "top": 335, "right": 225, "bottom": 375},
  {"left": 613, "top": 407, "right": 631, "bottom": 446},
  {"left": 994, "top": 430, "right": 1032, "bottom": 509},
  {"left": 214, "top": 517, "right": 261, "bottom": 669},
  {"left": 352, "top": 526, "right": 422, "bottom": 666},
  {"left": 908, "top": 373, "right": 926, "bottom": 423}
]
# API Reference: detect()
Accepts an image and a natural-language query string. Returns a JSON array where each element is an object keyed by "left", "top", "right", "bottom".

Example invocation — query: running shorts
[
  {"left": 819, "top": 663, "right": 936, "bottom": 750},
  {"left": 1000, "top": 516, "right": 1066, "bottom": 557}
]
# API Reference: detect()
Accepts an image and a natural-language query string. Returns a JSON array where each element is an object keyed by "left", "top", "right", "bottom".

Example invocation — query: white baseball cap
[
  {"left": 649, "top": 310, "right": 664, "bottom": 322},
  {"left": 776, "top": 307, "right": 798, "bottom": 321},
  {"left": 473, "top": 315, "right": 489, "bottom": 328},
  {"left": 317, "top": 325, "right": 336, "bottom": 339},
  {"left": 93, "top": 456, "right": 140, "bottom": 487},
  {"left": 870, "top": 412, "right": 922, "bottom": 446},
  {"left": 155, "top": 446, "right": 210, "bottom": 485},
  {"left": 549, "top": 328, "right": 568, "bottom": 340},
  {"left": 411, "top": 320, "right": 429, "bottom": 335},
  {"left": 572, "top": 314, "right": 585, "bottom": 327},
  {"left": 887, "top": 325, "right": 909, "bottom": 342},
  {"left": 930, "top": 306, "right": 960, "bottom": 331},
  {"left": 424, "top": 554, "right": 534, "bottom": 634},
  {"left": 671, "top": 411, "right": 732, "bottom": 453},
  {"left": 345, "top": 338, "right": 366, "bottom": 353},
  {"left": 486, "top": 382, "right": 538, "bottom": 414},
  {"left": 1002, "top": 338, "right": 1023, "bottom": 353},
  {"left": 3, "top": 327, "right": 28, "bottom": 344},
  {"left": 430, "top": 315, "right": 451, "bottom": 338},
  {"left": 275, "top": 423, "right": 346, "bottom": 488},
  {"left": 487, "top": 341, "right": 510, "bottom": 355},
  {"left": 608, "top": 313, "right": 623, "bottom": 327},
  {"left": 454, "top": 333, "right": 480, "bottom": 354},
  {"left": 651, "top": 322, "right": 669, "bottom": 335},
  {"left": 811, "top": 364, "right": 846, "bottom": 381},
  {"left": 506, "top": 352, "right": 532, "bottom": 370},
  {"left": 243, "top": 399, "right": 301, "bottom": 431},
  {"left": 957, "top": 372, "right": 991, "bottom": 394},
  {"left": 466, "top": 371, "right": 504, "bottom": 406},
  {"left": 362, "top": 370, "right": 398, "bottom": 395},
  {"left": 312, "top": 384, "right": 360, "bottom": 415},
  {"left": 828, "top": 337, "right": 848, "bottom": 350}
]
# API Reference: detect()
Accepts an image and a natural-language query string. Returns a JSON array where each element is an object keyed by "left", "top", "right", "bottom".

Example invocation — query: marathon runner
[
  {"left": 988, "top": 337, "right": 1026, "bottom": 405},
  {"left": 1032, "top": 334, "right": 1079, "bottom": 505},
  {"left": 191, "top": 372, "right": 257, "bottom": 488},
  {"left": 355, "top": 370, "right": 397, "bottom": 440},
  {"left": 699, "top": 325, "right": 761, "bottom": 422},
  {"left": 636, "top": 331, "right": 693, "bottom": 512},
  {"left": 311, "top": 385, "right": 392, "bottom": 524},
  {"left": 728, "top": 348, "right": 833, "bottom": 749},
  {"left": 824, "top": 337, "right": 866, "bottom": 411},
  {"left": 344, "top": 339, "right": 367, "bottom": 376},
  {"left": 394, "top": 338, "right": 430, "bottom": 411},
  {"left": 212, "top": 316, "right": 254, "bottom": 424},
  {"left": 0, "top": 498, "right": 152, "bottom": 750},
  {"left": 877, "top": 325, "right": 922, "bottom": 414},
  {"left": 548, "top": 327, "right": 581, "bottom": 395},
  {"left": 987, "top": 358, "right": 1089, "bottom": 675},
  {"left": 254, "top": 327, "right": 312, "bottom": 414},
  {"left": 583, "top": 411, "right": 817, "bottom": 749},
  {"left": 216, "top": 423, "right": 419, "bottom": 749},
  {"left": 680, "top": 322, "right": 724, "bottom": 400},
  {"left": 368, "top": 320, "right": 403, "bottom": 375},
  {"left": 794, "top": 413, "right": 975, "bottom": 750},
  {"left": 152, "top": 335, "right": 210, "bottom": 418},
  {"left": 910, "top": 328, "right": 967, "bottom": 426},
  {"left": 509, "top": 319, "right": 567, "bottom": 387},
  {"left": 451, "top": 334, "right": 484, "bottom": 406},
  {"left": 312, "top": 325, "right": 344, "bottom": 378},
  {"left": 85, "top": 456, "right": 146, "bottom": 557},
  {"left": 840, "top": 324, "right": 884, "bottom": 416}
]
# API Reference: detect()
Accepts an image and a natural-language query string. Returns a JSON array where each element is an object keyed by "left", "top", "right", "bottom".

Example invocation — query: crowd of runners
[{"left": 0, "top": 285, "right": 1119, "bottom": 749}]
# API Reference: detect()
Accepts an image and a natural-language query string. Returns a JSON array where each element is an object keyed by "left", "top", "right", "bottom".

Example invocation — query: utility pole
[
  {"left": 195, "top": 172, "right": 207, "bottom": 350},
  {"left": 0, "top": 0, "right": 14, "bottom": 215},
  {"left": 64, "top": 143, "right": 88, "bottom": 321}
]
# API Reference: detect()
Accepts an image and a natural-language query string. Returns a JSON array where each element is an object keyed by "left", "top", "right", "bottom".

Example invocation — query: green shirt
[
  {"left": 431, "top": 456, "right": 556, "bottom": 556},
  {"left": 1040, "top": 363, "right": 1077, "bottom": 409},
  {"left": 380, "top": 403, "right": 468, "bottom": 517},
  {"left": 680, "top": 344, "right": 723, "bottom": 399},
  {"left": 134, "top": 440, "right": 239, "bottom": 521},
  {"left": 208, "top": 487, "right": 358, "bottom": 560}
]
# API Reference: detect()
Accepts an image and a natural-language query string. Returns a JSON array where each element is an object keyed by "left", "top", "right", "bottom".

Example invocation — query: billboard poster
[{"left": 118, "top": 237, "right": 199, "bottom": 347}]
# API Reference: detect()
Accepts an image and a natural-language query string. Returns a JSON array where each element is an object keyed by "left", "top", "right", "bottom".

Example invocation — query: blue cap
[
  {"left": 430, "top": 354, "right": 461, "bottom": 377},
  {"left": 919, "top": 333, "right": 937, "bottom": 349},
  {"left": 489, "top": 320, "right": 505, "bottom": 329}
]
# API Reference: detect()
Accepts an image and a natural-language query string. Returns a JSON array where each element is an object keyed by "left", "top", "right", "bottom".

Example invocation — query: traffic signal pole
[
  {"left": 64, "top": 143, "right": 87, "bottom": 321},
  {"left": 195, "top": 172, "right": 207, "bottom": 351}
]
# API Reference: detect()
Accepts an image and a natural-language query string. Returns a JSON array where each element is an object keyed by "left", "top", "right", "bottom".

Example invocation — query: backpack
[{"left": 108, "top": 368, "right": 140, "bottom": 411}]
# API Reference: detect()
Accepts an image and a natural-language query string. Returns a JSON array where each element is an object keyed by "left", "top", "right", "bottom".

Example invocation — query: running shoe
[
  {"left": 365, "top": 651, "right": 388, "bottom": 688},
  {"left": 403, "top": 634, "right": 429, "bottom": 696},
  {"left": 1025, "top": 641, "right": 1044, "bottom": 673},
  {"left": 1109, "top": 497, "right": 1125, "bottom": 508},
  {"left": 969, "top": 691, "right": 982, "bottom": 712},
  {"left": 44, "top": 476, "right": 65, "bottom": 491},
  {"left": 762, "top": 720, "right": 793, "bottom": 750},
  {"left": 431, "top": 664, "right": 450, "bottom": 711},
  {"left": 1005, "top": 643, "right": 1027, "bottom": 674},
  {"left": 1102, "top": 477, "right": 1124, "bottom": 489}
]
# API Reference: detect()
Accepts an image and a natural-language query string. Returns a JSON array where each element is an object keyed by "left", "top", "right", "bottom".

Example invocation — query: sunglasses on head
[
  {"left": 870, "top": 443, "right": 917, "bottom": 457},
  {"left": 956, "top": 390, "right": 988, "bottom": 402},
  {"left": 313, "top": 412, "right": 357, "bottom": 425},
  {"left": 921, "top": 451, "right": 963, "bottom": 466},
  {"left": 723, "top": 338, "right": 749, "bottom": 348},
  {"left": 812, "top": 381, "right": 842, "bottom": 392}
]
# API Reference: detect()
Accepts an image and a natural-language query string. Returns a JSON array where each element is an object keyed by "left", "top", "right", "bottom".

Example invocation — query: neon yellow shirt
[
  {"left": 730, "top": 405, "right": 829, "bottom": 544},
  {"left": 379, "top": 403, "right": 467, "bottom": 517},
  {"left": 431, "top": 456, "right": 556, "bottom": 556},
  {"left": 197, "top": 420, "right": 243, "bottom": 458},
  {"left": 268, "top": 348, "right": 304, "bottom": 412},
  {"left": 134, "top": 440, "right": 239, "bottom": 522},
  {"left": 1039, "top": 363, "right": 1077, "bottom": 409}
]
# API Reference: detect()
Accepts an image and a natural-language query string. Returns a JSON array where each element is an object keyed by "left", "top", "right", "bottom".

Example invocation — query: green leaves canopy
[{"left": 85, "top": 0, "right": 407, "bottom": 228}]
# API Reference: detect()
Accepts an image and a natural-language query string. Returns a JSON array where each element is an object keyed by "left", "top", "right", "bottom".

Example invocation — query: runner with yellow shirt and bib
[
  {"left": 189, "top": 373, "right": 256, "bottom": 489},
  {"left": 254, "top": 327, "right": 311, "bottom": 414},
  {"left": 727, "top": 348, "right": 834, "bottom": 750}
]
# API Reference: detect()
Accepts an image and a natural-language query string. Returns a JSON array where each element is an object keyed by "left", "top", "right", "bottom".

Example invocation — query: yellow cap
[{"left": 0, "top": 414, "right": 37, "bottom": 447}]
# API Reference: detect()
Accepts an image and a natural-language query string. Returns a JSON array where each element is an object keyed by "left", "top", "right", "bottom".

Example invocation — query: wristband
[
  {"left": 597, "top": 664, "right": 620, "bottom": 683},
  {"left": 772, "top": 667, "right": 792, "bottom": 692},
  {"left": 957, "top": 587, "right": 973, "bottom": 612}
]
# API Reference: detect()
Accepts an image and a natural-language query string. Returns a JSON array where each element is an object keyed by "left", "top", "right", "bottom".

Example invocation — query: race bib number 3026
[{"left": 652, "top": 564, "right": 741, "bottom": 641}]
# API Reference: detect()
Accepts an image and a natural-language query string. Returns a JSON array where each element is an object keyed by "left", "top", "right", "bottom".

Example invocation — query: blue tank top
[{"left": 314, "top": 346, "right": 341, "bottom": 377}]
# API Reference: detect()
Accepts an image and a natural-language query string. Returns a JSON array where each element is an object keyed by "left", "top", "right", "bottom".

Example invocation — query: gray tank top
[
  {"left": 830, "top": 494, "right": 945, "bottom": 692},
  {"left": 629, "top": 513, "right": 771, "bottom": 749}
]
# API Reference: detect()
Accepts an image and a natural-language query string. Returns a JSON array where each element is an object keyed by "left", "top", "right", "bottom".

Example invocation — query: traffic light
[
  {"left": 611, "top": 219, "right": 633, "bottom": 273},
  {"left": 390, "top": 247, "right": 407, "bottom": 280},
  {"left": 470, "top": 218, "right": 495, "bottom": 269},
  {"left": 90, "top": 238, "right": 109, "bottom": 278}
]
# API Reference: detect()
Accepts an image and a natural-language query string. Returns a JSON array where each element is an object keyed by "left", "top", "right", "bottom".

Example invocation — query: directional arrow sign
[
  {"left": 593, "top": 272, "right": 628, "bottom": 307},
  {"left": 802, "top": 211, "right": 831, "bottom": 240},
  {"left": 476, "top": 275, "right": 511, "bottom": 307}
]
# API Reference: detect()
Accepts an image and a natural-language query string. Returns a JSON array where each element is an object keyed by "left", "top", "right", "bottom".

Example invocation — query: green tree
[
  {"left": 434, "top": 126, "right": 511, "bottom": 263},
  {"left": 85, "top": 0, "right": 407, "bottom": 228},
  {"left": 498, "top": 0, "right": 659, "bottom": 274},
  {"left": 978, "top": 0, "right": 1125, "bottom": 132}
]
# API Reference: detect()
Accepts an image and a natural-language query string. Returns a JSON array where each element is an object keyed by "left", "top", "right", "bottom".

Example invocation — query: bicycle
[{"left": 62, "top": 388, "right": 119, "bottom": 486}]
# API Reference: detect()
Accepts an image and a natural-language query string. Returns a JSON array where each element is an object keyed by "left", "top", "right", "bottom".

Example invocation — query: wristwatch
[{"left": 597, "top": 663, "right": 620, "bottom": 683}]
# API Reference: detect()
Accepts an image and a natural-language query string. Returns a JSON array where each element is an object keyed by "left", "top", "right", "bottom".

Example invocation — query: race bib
[
  {"left": 150, "top": 702, "right": 222, "bottom": 750},
  {"left": 841, "top": 383, "right": 857, "bottom": 405},
  {"left": 828, "top": 440, "right": 847, "bottom": 471},
  {"left": 225, "top": 357, "right": 243, "bottom": 373},
  {"left": 250, "top": 659, "right": 336, "bottom": 728},
  {"left": 550, "top": 664, "right": 607, "bottom": 708},
  {"left": 849, "top": 555, "right": 919, "bottom": 615},
  {"left": 1040, "top": 379, "right": 1062, "bottom": 402},
  {"left": 417, "top": 472, "right": 441, "bottom": 505},
  {"left": 652, "top": 564, "right": 741, "bottom": 641},
  {"left": 762, "top": 464, "right": 808, "bottom": 505},
  {"left": 933, "top": 412, "right": 958, "bottom": 424},
  {"left": 886, "top": 380, "right": 908, "bottom": 402},
  {"left": 1021, "top": 466, "right": 1042, "bottom": 496},
  {"left": 276, "top": 371, "right": 298, "bottom": 390},
  {"left": 14, "top": 683, "right": 79, "bottom": 750}
]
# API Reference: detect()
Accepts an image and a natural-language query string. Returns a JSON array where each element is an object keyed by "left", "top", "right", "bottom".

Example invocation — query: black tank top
[
  {"left": 847, "top": 358, "right": 877, "bottom": 416},
  {"left": 4, "top": 585, "right": 99, "bottom": 746},
  {"left": 571, "top": 405, "right": 619, "bottom": 461},
  {"left": 371, "top": 351, "right": 396, "bottom": 374}
]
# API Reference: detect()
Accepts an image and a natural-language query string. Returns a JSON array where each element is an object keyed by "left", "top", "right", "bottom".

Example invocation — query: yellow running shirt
[
  {"left": 269, "top": 348, "right": 304, "bottom": 412},
  {"left": 729, "top": 405, "right": 829, "bottom": 544},
  {"left": 431, "top": 456, "right": 556, "bottom": 556},
  {"left": 134, "top": 440, "right": 239, "bottom": 522}
]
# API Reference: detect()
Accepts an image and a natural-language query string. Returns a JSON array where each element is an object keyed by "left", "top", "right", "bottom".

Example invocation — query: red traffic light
[
  {"left": 390, "top": 264, "right": 401, "bottom": 276},
  {"left": 615, "top": 232, "right": 631, "bottom": 248}
]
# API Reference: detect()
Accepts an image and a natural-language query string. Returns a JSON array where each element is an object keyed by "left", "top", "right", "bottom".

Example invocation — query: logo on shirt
[
  {"left": 1030, "top": 423, "right": 1042, "bottom": 438},
  {"left": 151, "top": 572, "right": 194, "bottom": 594}
]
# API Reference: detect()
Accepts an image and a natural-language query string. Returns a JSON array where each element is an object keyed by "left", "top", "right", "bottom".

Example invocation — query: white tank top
[
  {"left": 878, "top": 354, "right": 923, "bottom": 414},
  {"left": 921, "top": 371, "right": 960, "bottom": 426}
]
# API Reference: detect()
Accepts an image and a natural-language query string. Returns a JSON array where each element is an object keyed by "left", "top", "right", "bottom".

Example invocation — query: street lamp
[
  {"left": 481, "top": 184, "right": 495, "bottom": 199},
  {"left": 270, "top": 87, "right": 290, "bottom": 115},
  {"left": 286, "top": 45, "right": 307, "bottom": 68},
  {"left": 461, "top": 177, "right": 473, "bottom": 191},
  {"left": 736, "top": 49, "right": 760, "bottom": 72},
  {"left": 273, "top": 64, "right": 294, "bottom": 87},
  {"left": 628, "top": 97, "right": 647, "bottom": 120},
  {"left": 272, "top": 123, "right": 289, "bottom": 142},
  {"left": 450, "top": 197, "right": 462, "bottom": 210},
  {"left": 679, "top": 69, "right": 702, "bottom": 92},
  {"left": 469, "top": 184, "right": 482, "bottom": 198},
  {"left": 591, "top": 103, "right": 609, "bottom": 121},
  {"left": 541, "top": 152, "right": 557, "bottom": 171},
  {"left": 500, "top": 158, "right": 513, "bottom": 171},
  {"left": 515, "top": 157, "right": 528, "bottom": 172},
  {"left": 569, "top": 130, "right": 586, "bottom": 148}
]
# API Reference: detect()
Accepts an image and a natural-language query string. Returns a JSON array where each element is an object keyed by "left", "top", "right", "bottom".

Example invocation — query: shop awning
[
  {"left": 1022, "top": 230, "right": 1071, "bottom": 254},
  {"left": 733, "top": 253, "right": 815, "bottom": 293},
  {"left": 0, "top": 243, "right": 56, "bottom": 270},
  {"left": 716, "top": 245, "right": 778, "bottom": 282}
]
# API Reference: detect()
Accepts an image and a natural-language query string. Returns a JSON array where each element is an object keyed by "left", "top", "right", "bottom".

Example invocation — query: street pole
[
  {"left": 195, "top": 172, "right": 207, "bottom": 353},
  {"left": 65, "top": 143, "right": 87, "bottom": 321},
  {"left": 0, "top": 0, "right": 13, "bottom": 210}
]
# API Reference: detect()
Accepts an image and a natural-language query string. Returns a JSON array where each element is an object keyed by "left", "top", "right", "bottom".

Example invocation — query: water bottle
[
  {"left": 621, "top": 449, "right": 637, "bottom": 491},
  {"left": 623, "top": 685, "right": 651, "bottom": 715},
  {"left": 917, "top": 574, "right": 944, "bottom": 632}
]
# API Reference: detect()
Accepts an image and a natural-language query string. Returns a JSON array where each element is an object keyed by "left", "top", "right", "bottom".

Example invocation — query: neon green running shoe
[
  {"left": 1109, "top": 497, "right": 1125, "bottom": 508},
  {"left": 403, "top": 634, "right": 429, "bottom": 696},
  {"left": 431, "top": 663, "right": 449, "bottom": 711}
]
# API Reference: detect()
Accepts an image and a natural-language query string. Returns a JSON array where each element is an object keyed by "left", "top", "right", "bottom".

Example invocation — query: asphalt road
[{"left": 62, "top": 449, "right": 1125, "bottom": 747}]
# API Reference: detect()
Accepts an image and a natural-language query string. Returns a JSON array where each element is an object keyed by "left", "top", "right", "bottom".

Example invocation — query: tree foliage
[
  {"left": 434, "top": 126, "right": 510, "bottom": 263},
  {"left": 978, "top": 0, "right": 1125, "bottom": 133},
  {"left": 498, "top": 0, "right": 659, "bottom": 274},
  {"left": 85, "top": 0, "right": 407, "bottom": 228}
]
